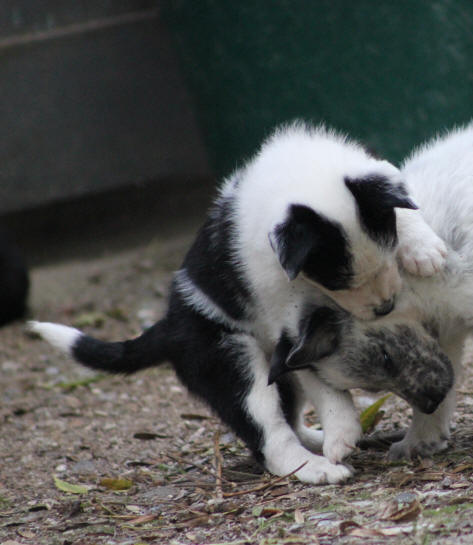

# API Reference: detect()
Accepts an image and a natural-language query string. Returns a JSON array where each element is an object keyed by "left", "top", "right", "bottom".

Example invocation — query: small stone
[{"left": 1, "top": 361, "right": 20, "bottom": 372}]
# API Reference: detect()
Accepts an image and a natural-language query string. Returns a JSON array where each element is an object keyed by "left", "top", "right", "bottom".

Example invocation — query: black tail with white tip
[{"left": 29, "top": 320, "right": 170, "bottom": 374}]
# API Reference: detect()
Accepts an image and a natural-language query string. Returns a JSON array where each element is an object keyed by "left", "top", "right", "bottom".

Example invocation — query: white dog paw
[
  {"left": 265, "top": 445, "right": 352, "bottom": 484},
  {"left": 398, "top": 230, "right": 447, "bottom": 277},
  {"left": 323, "top": 421, "right": 362, "bottom": 464},
  {"left": 294, "top": 455, "right": 353, "bottom": 485}
]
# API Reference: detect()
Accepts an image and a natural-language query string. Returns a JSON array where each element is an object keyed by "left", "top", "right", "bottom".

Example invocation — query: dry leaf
[
  {"left": 73, "top": 311, "right": 106, "bottom": 328},
  {"left": 17, "top": 530, "right": 36, "bottom": 539},
  {"left": 294, "top": 508, "right": 305, "bottom": 524},
  {"left": 100, "top": 477, "right": 133, "bottom": 490},
  {"left": 350, "top": 527, "right": 386, "bottom": 538},
  {"left": 415, "top": 471, "right": 444, "bottom": 481},
  {"left": 451, "top": 463, "right": 473, "bottom": 474},
  {"left": 126, "top": 513, "right": 158, "bottom": 525},
  {"left": 53, "top": 476, "right": 91, "bottom": 494},
  {"left": 339, "top": 520, "right": 361, "bottom": 534},
  {"left": 379, "top": 525, "right": 414, "bottom": 536},
  {"left": 380, "top": 492, "right": 422, "bottom": 522},
  {"left": 259, "top": 507, "right": 284, "bottom": 519},
  {"left": 180, "top": 413, "right": 210, "bottom": 421},
  {"left": 415, "top": 458, "right": 434, "bottom": 470},
  {"left": 360, "top": 394, "right": 391, "bottom": 433},
  {"left": 451, "top": 482, "right": 470, "bottom": 489},
  {"left": 388, "top": 471, "right": 415, "bottom": 487}
]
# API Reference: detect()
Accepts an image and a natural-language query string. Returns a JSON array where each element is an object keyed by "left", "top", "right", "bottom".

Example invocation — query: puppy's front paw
[
  {"left": 265, "top": 444, "right": 352, "bottom": 484},
  {"left": 323, "top": 420, "right": 362, "bottom": 464},
  {"left": 294, "top": 455, "right": 353, "bottom": 485},
  {"left": 398, "top": 230, "right": 447, "bottom": 277},
  {"left": 388, "top": 434, "right": 449, "bottom": 460}
]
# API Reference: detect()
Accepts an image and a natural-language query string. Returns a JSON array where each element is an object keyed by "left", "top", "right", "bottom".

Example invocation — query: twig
[
  {"left": 213, "top": 430, "right": 224, "bottom": 500},
  {"left": 165, "top": 453, "right": 215, "bottom": 476},
  {"left": 222, "top": 460, "right": 308, "bottom": 498},
  {"left": 164, "top": 453, "right": 232, "bottom": 483}
]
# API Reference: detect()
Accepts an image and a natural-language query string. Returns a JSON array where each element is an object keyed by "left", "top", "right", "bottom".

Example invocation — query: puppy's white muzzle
[{"left": 318, "top": 261, "right": 402, "bottom": 320}]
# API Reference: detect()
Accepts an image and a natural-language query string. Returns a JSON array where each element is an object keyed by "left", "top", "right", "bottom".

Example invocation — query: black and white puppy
[
  {"left": 271, "top": 123, "right": 473, "bottom": 463},
  {"left": 30, "top": 122, "right": 446, "bottom": 484}
]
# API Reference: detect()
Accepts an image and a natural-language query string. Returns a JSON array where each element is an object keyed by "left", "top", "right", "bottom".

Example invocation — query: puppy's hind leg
[
  {"left": 297, "top": 369, "right": 362, "bottom": 464},
  {"left": 278, "top": 374, "right": 324, "bottom": 453}
]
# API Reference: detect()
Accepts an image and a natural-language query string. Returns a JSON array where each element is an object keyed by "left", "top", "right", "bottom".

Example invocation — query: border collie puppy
[
  {"left": 30, "top": 122, "right": 446, "bottom": 484},
  {"left": 0, "top": 229, "right": 29, "bottom": 326},
  {"left": 270, "top": 123, "right": 473, "bottom": 462}
]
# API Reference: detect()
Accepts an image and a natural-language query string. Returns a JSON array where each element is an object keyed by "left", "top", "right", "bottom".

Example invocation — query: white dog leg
[
  {"left": 396, "top": 208, "right": 447, "bottom": 276},
  {"left": 294, "top": 414, "right": 324, "bottom": 453},
  {"left": 297, "top": 369, "right": 362, "bottom": 464},
  {"left": 243, "top": 340, "right": 352, "bottom": 484}
]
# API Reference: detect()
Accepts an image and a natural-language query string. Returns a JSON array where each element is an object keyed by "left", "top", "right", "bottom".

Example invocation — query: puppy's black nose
[
  {"left": 419, "top": 397, "right": 441, "bottom": 415},
  {"left": 374, "top": 298, "right": 395, "bottom": 317},
  {"left": 418, "top": 388, "right": 447, "bottom": 414}
]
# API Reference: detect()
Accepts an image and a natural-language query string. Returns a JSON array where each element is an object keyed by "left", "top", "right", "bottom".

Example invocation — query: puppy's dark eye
[{"left": 382, "top": 349, "right": 397, "bottom": 376}]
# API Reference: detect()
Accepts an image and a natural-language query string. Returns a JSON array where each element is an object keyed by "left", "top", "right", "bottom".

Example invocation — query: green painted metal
[{"left": 164, "top": 1, "right": 473, "bottom": 176}]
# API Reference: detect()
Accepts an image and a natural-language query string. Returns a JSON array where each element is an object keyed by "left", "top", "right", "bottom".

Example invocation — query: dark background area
[
  {"left": 1, "top": 1, "right": 473, "bottom": 262},
  {"left": 164, "top": 1, "right": 473, "bottom": 176}
]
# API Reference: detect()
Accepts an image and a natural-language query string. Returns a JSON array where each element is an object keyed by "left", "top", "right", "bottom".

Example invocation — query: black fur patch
[
  {"left": 0, "top": 229, "right": 29, "bottom": 326},
  {"left": 165, "top": 291, "right": 265, "bottom": 463},
  {"left": 271, "top": 204, "right": 353, "bottom": 290},
  {"left": 183, "top": 195, "right": 252, "bottom": 321},
  {"left": 268, "top": 307, "right": 342, "bottom": 384},
  {"left": 289, "top": 306, "right": 342, "bottom": 366},
  {"left": 72, "top": 319, "right": 171, "bottom": 374},
  {"left": 268, "top": 330, "right": 293, "bottom": 385},
  {"left": 73, "top": 336, "right": 126, "bottom": 371},
  {"left": 345, "top": 174, "right": 417, "bottom": 247},
  {"left": 276, "top": 373, "right": 300, "bottom": 429}
]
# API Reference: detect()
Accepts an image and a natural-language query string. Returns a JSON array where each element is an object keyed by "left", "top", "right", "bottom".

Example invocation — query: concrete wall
[{"left": 0, "top": 2, "right": 211, "bottom": 214}]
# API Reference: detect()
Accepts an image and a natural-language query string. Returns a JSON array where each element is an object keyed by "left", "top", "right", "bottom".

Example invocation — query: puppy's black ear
[
  {"left": 269, "top": 205, "right": 321, "bottom": 281},
  {"left": 269, "top": 204, "right": 350, "bottom": 283},
  {"left": 268, "top": 307, "right": 341, "bottom": 385},
  {"left": 345, "top": 175, "right": 417, "bottom": 246},
  {"left": 345, "top": 175, "right": 418, "bottom": 211},
  {"left": 287, "top": 307, "right": 341, "bottom": 368}
]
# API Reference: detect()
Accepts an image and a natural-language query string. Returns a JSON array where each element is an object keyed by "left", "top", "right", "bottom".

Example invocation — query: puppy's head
[
  {"left": 269, "top": 306, "right": 453, "bottom": 415},
  {"left": 266, "top": 126, "right": 416, "bottom": 319}
]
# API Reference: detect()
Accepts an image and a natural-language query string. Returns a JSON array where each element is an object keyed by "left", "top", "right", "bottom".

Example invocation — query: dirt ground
[{"left": 1, "top": 210, "right": 473, "bottom": 545}]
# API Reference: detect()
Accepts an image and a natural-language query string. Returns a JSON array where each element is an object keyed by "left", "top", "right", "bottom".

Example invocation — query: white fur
[
  {"left": 231, "top": 123, "right": 445, "bottom": 326},
  {"left": 28, "top": 321, "right": 81, "bottom": 355},
  {"left": 242, "top": 335, "right": 352, "bottom": 483}
]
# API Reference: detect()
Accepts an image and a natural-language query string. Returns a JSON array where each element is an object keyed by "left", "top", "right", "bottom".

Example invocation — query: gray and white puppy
[
  {"left": 269, "top": 306, "right": 454, "bottom": 416},
  {"left": 271, "top": 123, "right": 473, "bottom": 462}
]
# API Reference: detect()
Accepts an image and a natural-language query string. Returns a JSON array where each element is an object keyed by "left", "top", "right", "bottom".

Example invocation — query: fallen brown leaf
[{"left": 380, "top": 492, "right": 422, "bottom": 522}]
